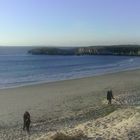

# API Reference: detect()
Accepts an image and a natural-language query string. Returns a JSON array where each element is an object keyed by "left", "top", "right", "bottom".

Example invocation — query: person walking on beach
[
  {"left": 107, "top": 90, "right": 114, "bottom": 104},
  {"left": 23, "top": 111, "right": 31, "bottom": 134}
]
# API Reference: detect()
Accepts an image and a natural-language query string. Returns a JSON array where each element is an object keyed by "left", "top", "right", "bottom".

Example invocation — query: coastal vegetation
[{"left": 28, "top": 45, "right": 140, "bottom": 56}]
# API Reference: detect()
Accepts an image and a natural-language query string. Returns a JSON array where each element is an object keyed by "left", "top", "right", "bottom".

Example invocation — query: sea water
[{"left": 0, "top": 47, "right": 140, "bottom": 89}]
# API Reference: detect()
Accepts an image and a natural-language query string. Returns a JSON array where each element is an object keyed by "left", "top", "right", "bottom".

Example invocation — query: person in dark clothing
[
  {"left": 107, "top": 90, "right": 114, "bottom": 104},
  {"left": 23, "top": 111, "right": 31, "bottom": 134}
]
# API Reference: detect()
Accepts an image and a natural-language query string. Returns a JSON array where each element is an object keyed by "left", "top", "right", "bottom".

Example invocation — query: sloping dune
[{"left": 34, "top": 107, "right": 140, "bottom": 140}]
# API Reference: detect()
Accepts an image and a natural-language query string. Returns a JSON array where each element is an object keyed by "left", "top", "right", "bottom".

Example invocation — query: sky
[{"left": 0, "top": 0, "right": 140, "bottom": 46}]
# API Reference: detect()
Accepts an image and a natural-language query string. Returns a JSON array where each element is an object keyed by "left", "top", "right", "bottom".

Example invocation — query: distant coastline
[{"left": 28, "top": 45, "right": 140, "bottom": 56}]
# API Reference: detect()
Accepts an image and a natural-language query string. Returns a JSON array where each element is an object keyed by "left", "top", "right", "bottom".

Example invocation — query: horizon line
[{"left": 0, "top": 44, "right": 140, "bottom": 48}]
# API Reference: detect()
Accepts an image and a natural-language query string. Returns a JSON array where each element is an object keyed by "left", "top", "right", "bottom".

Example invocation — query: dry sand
[{"left": 0, "top": 70, "right": 140, "bottom": 139}]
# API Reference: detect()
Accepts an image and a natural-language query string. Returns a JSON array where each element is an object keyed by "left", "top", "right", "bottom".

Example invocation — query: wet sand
[{"left": 0, "top": 70, "right": 140, "bottom": 139}]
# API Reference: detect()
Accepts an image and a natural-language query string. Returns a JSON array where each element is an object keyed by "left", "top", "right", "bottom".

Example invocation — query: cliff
[
  {"left": 28, "top": 47, "right": 76, "bottom": 55},
  {"left": 28, "top": 45, "right": 140, "bottom": 56}
]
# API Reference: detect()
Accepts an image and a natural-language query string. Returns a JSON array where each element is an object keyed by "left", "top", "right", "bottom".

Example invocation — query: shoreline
[
  {"left": 0, "top": 69, "right": 140, "bottom": 139},
  {"left": 0, "top": 68, "right": 140, "bottom": 91}
]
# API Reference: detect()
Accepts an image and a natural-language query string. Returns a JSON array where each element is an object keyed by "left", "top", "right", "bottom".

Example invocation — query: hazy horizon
[
  {"left": 0, "top": 0, "right": 140, "bottom": 46},
  {"left": 0, "top": 44, "right": 140, "bottom": 48}
]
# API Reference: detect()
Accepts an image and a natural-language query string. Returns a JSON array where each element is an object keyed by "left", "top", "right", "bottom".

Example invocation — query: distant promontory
[{"left": 28, "top": 45, "right": 140, "bottom": 56}]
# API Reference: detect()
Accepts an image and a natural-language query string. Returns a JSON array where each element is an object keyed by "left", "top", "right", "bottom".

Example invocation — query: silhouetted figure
[
  {"left": 23, "top": 111, "right": 31, "bottom": 134},
  {"left": 107, "top": 90, "right": 114, "bottom": 104}
]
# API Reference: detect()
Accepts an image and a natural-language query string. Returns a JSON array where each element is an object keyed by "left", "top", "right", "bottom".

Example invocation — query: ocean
[{"left": 0, "top": 47, "right": 140, "bottom": 89}]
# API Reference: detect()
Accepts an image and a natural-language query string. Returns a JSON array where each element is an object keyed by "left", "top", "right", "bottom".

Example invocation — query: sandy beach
[{"left": 0, "top": 70, "right": 140, "bottom": 140}]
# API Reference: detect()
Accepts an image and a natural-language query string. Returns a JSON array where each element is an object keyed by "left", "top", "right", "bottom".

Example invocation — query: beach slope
[{"left": 0, "top": 70, "right": 140, "bottom": 139}]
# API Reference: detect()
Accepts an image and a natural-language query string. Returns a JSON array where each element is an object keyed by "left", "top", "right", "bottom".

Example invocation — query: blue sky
[{"left": 0, "top": 0, "right": 140, "bottom": 46}]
